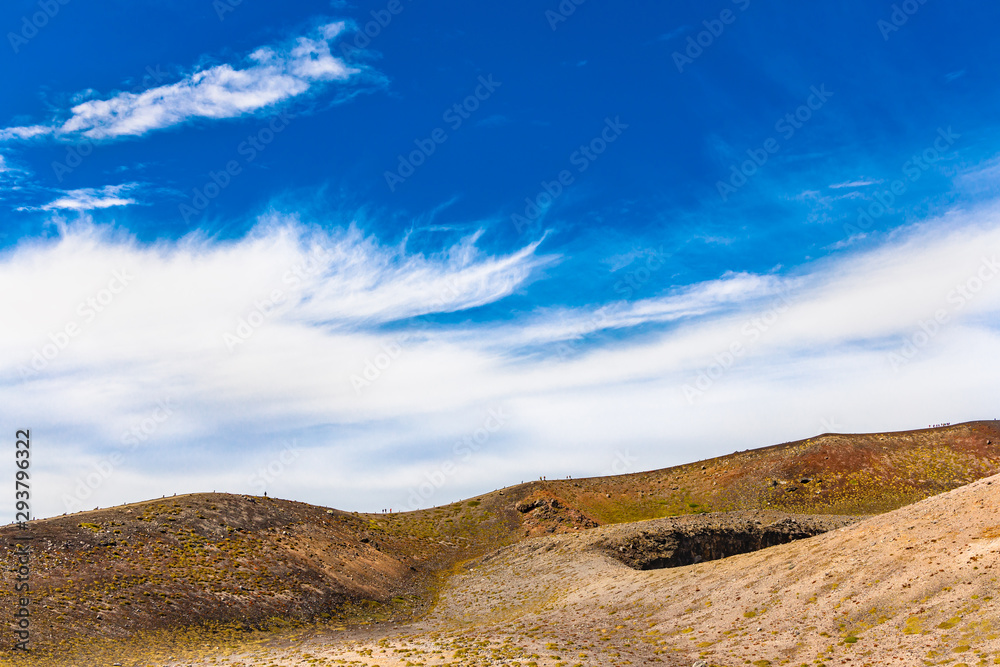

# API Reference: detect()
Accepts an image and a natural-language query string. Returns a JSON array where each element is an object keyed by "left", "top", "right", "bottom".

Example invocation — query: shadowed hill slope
[{"left": 1, "top": 420, "right": 998, "bottom": 659}]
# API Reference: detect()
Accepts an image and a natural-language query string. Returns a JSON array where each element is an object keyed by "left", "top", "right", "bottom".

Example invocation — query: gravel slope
[{"left": 163, "top": 472, "right": 1000, "bottom": 667}]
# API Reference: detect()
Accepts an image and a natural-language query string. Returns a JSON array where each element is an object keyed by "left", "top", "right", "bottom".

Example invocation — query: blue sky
[{"left": 2, "top": 0, "right": 1000, "bottom": 519}]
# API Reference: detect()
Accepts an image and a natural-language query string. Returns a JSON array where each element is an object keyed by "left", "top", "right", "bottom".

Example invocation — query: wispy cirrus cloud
[
  {"left": 0, "top": 126, "right": 52, "bottom": 141},
  {"left": 456, "top": 271, "right": 787, "bottom": 353},
  {"left": 0, "top": 22, "right": 361, "bottom": 142},
  {"left": 0, "top": 153, "right": 32, "bottom": 197},
  {"left": 658, "top": 25, "right": 690, "bottom": 42},
  {"left": 0, "top": 153, "right": 25, "bottom": 179},
  {"left": 829, "top": 179, "right": 882, "bottom": 189},
  {"left": 245, "top": 219, "right": 555, "bottom": 327},
  {"left": 23, "top": 183, "right": 142, "bottom": 211}
]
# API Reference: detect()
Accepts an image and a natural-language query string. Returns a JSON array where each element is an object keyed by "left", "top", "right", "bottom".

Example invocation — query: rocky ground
[
  {"left": 589, "top": 510, "right": 862, "bottom": 570},
  {"left": 3, "top": 421, "right": 1000, "bottom": 666},
  {"left": 138, "top": 472, "right": 1000, "bottom": 667}
]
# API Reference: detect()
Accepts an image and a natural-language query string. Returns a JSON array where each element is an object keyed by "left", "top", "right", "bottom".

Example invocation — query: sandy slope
[
  {"left": 432, "top": 472, "right": 1000, "bottom": 667},
  {"left": 170, "top": 472, "right": 1000, "bottom": 667},
  {"left": 8, "top": 422, "right": 1000, "bottom": 666}
]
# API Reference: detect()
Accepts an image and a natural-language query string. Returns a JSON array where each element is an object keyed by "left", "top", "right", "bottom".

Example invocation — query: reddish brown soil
[{"left": 1, "top": 420, "right": 998, "bottom": 664}]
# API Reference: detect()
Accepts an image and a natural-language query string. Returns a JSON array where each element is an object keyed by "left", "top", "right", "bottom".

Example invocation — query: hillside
[
  {"left": 530, "top": 420, "right": 1000, "bottom": 522},
  {"left": 365, "top": 467, "right": 1000, "bottom": 667},
  {"left": 1, "top": 420, "right": 998, "bottom": 664}
]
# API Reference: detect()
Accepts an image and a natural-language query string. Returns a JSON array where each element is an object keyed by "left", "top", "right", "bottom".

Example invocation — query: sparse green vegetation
[{"left": 1, "top": 421, "right": 998, "bottom": 665}]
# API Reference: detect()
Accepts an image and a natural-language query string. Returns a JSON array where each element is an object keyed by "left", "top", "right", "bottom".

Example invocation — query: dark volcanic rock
[
  {"left": 592, "top": 511, "right": 862, "bottom": 570},
  {"left": 515, "top": 496, "right": 599, "bottom": 535}
]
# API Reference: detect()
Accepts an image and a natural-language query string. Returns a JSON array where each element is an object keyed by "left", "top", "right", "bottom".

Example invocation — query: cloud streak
[
  {"left": 0, "top": 22, "right": 360, "bottom": 142},
  {"left": 25, "top": 184, "right": 141, "bottom": 211}
]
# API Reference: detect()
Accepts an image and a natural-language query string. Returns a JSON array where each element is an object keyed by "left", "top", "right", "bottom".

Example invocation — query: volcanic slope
[
  {"left": 292, "top": 468, "right": 1000, "bottom": 667},
  {"left": 0, "top": 420, "right": 998, "bottom": 663}
]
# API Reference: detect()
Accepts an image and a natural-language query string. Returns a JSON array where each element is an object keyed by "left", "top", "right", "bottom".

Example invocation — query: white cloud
[
  {"left": 28, "top": 184, "right": 140, "bottom": 211},
  {"left": 828, "top": 231, "right": 869, "bottom": 249},
  {"left": 3, "top": 206, "right": 1000, "bottom": 519},
  {"left": 453, "top": 271, "right": 786, "bottom": 353},
  {"left": 0, "top": 153, "right": 32, "bottom": 195},
  {"left": 829, "top": 179, "right": 882, "bottom": 189},
  {"left": 0, "top": 154, "right": 19, "bottom": 179},
  {"left": 0, "top": 22, "right": 359, "bottom": 142},
  {"left": 0, "top": 125, "right": 53, "bottom": 141}
]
